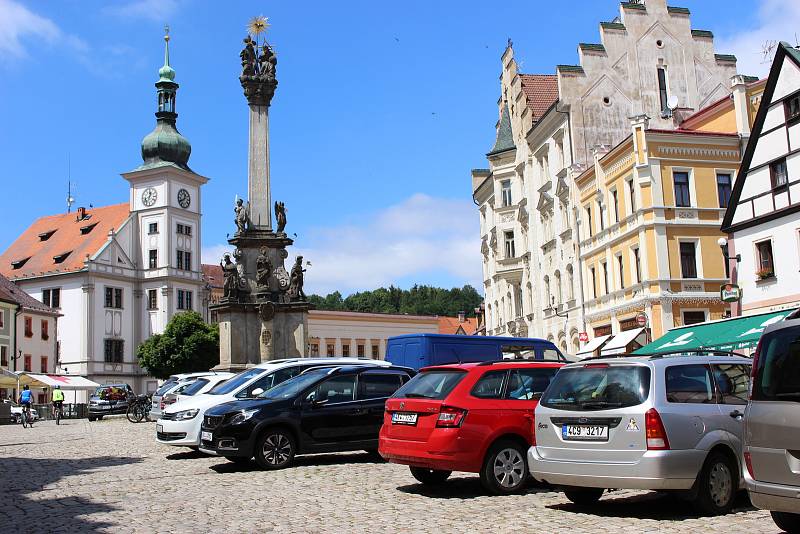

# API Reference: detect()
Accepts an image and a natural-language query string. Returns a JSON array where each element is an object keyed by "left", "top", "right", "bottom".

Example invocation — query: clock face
[
  {"left": 177, "top": 188, "right": 191, "bottom": 209},
  {"left": 141, "top": 187, "right": 157, "bottom": 207}
]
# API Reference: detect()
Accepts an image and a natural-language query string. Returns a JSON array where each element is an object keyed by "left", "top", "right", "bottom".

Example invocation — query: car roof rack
[
  {"left": 578, "top": 349, "right": 748, "bottom": 363},
  {"left": 475, "top": 358, "right": 567, "bottom": 366}
]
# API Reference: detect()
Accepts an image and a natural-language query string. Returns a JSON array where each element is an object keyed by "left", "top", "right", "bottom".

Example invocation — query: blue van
[{"left": 385, "top": 334, "right": 565, "bottom": 370}]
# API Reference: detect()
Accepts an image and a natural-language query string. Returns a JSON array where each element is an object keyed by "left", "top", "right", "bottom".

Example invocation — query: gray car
[
  {"left": 528, "top": 352, "right": 751, "bottom": 515},
  {"left": 744, "top": 317, "right": 800, "bottom": 533}
]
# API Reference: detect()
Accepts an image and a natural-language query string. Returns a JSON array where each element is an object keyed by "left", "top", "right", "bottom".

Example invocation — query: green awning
[{"left": 633, "top": 309, "right": 796, "bottom": 355}]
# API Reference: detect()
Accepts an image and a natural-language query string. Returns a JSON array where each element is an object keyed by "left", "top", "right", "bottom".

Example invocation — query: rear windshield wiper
[{"left": 579, "top": 400, "right": 623, "bottom": 409}]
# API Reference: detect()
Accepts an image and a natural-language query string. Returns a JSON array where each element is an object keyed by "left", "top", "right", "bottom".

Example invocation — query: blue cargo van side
[{"left": 385, "top": 334, "right": 564, "bottom": 370}]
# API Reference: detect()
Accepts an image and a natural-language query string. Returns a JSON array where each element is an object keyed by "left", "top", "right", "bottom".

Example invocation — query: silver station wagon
[{"left": 528, "top": 351, "right": 751, "bottom": 515}]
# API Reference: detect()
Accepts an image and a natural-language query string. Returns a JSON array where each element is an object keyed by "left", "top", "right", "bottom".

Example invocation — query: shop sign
[{"left": 720, "top": 284, "right": 742, "bottom": 303}]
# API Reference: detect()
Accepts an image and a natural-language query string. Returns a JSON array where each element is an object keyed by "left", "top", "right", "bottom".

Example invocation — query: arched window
[
  {"left": 554, "top": 270, "right": 563, "bottom": 305},
  {"left": 566, "top": 264, "right": 575, "bottom": 301},
  {"left": 543, "top": 276, "right": 551, "bottom": 308}
]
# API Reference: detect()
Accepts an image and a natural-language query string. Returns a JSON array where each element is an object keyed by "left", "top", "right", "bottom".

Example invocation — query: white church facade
[{"left": 0, "top": 35, "right": 208, "bottom": 395}]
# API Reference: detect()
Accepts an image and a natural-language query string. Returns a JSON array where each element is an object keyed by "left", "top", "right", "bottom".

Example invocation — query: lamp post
[{"left": 717, "top": 237, "right": 741, "bottom": 280}]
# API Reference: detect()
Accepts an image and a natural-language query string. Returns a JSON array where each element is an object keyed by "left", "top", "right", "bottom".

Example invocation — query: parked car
[
  {"left": 161, "top": 373, "right": 234, "bottom": 409},
  {"left": 88, "top": 384, "right": 135, "bottom": 421},
  {"left": 2, "top": 399, "right": 40, "bottom": 423},
  {"left": 150, "top": 372, "right": 222, "bottom": 419},
  {"left": 744, "top": 318, "right": 800, "bottom": 532},
  {"left": 380, "top": 360, "right": 564, "bottom": 494},
  {"left": 386, "top": 334, "right": 566, "bottom": 370},
  {"left": 157, "top": 358, "right": 394, "bottom": 449},
  {"left": 528, "top": 352, "right": 752, "bottom": 515},
  {"left": 199, "top": 364, "right": 414, "bottom": 469}
]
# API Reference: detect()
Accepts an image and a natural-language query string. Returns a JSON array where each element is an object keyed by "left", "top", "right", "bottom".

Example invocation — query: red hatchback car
[{"left": 379, "top": 360, "right": 564, "bottom": 494}]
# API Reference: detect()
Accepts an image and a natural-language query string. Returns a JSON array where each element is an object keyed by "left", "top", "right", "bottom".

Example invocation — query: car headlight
[
  {"left": 174, "top": 409, "right": 199, "bottom": 421},
  {"left": 228, "top": 409, "right": 259, "bottom": 425}
]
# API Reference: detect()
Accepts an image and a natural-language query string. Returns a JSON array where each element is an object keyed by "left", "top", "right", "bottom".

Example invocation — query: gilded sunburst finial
[{"left": 248, "top": 16, "right": 269, "bottom": 38}]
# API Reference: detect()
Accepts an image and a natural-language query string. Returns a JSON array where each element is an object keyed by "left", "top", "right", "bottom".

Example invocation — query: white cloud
[
  {"left": 0, "top": 0, "right": 87, "bottom": 60},
  {"left": 716, "top": 0, "right": 800, "bottom": 78},
  {"left": 202, "top": 194, "right": 483, "bottom": 296},
  {"left": 103, "top": 0, "right": 181, "bottom": 22}
]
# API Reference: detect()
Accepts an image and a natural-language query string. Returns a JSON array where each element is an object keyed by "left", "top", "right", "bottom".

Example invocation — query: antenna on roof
[
  {"left": 761, "top": 39, "right": 778, "bottom": 64},
  {"left": 66, "top": 155, "right": 75, "bottom": 213}
]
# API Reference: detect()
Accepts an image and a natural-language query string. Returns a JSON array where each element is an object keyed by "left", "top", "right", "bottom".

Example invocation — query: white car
[
  {"left": 156, "top": 358, "right": 391, "bottom": 448},
  {"left": 160, "top": 373, "right": 234, "bottom": 410},
  {"left": 149, "top": 372, "right": 222, "bottom": 420}
]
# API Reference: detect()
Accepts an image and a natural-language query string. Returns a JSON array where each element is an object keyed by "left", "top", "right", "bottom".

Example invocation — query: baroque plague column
[{"left": 213, "top": 19, "right": 311, "bottom": 371}]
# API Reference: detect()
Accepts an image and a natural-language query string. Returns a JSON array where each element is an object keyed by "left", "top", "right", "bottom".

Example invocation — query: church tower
[{"left": 122, "top": 28, "right": 209, "bottom": 339}]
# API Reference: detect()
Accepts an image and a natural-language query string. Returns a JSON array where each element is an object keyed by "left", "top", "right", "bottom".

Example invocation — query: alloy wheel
[
  {"left": 492, "top": 448, "right": 525, "bottom": 488},
  {"left": 708, "top": 461, "right": 733, "bottom": 507},
  {"left": 262, "top": 433, "right": 292, "bottom": 466}
]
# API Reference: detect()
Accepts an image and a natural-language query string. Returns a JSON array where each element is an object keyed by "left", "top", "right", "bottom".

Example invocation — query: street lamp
[{"left": 717, "top": 237, "right": 741, "bottom": 279}]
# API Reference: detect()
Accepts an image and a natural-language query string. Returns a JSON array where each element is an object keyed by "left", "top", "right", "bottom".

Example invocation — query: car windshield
[
  {"left": 155, "top": 380, "right": 178, "bottom": 396},
  {"left": 391, "top": 370, "right": 466, "bottom": 400},
  {"left": 180, "top": 378, "right": 210, "bottom": 396},
  {"left": 753, "top": 326, "right": 800, "bottom": 402},
  {"left": 93, "top": 386, "right": 129, "bottom": 400},
  {"left": 540, "top": 364, "right": 651, "bottom": 411},
  {"left": 207, "top": 368, "right": 265, "bottom": 395},
  {"left": 259, "top": 369, "right": 330, "bottom": 400}
]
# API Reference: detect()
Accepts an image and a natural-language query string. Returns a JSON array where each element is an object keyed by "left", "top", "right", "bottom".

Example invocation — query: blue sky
[{"left": 0, "top": 0, "right": 792, "bottom": 294}]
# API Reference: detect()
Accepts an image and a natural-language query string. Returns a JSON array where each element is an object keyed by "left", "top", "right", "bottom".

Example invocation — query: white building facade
[
  {"left": 723, "top": 42, "right": 800, "bottom": 316},
  {"left": 0, "top": 38, "right": 207, "bottom": 395},
  {"left": 474, "top": 0, "right": 738, "bottom": 352}
]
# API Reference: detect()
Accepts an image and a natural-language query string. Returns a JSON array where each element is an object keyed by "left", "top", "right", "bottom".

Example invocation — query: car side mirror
[
  {"left": 250, "top": 388, "right": 264, "bottom": 397},
  {"left": 311, "top": 398, "right": 328, "bottom": 408}
]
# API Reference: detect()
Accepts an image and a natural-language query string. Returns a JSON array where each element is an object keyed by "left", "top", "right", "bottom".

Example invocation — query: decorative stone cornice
[{"left": 652, "top": 146, "right": 738, "bottom": 159}]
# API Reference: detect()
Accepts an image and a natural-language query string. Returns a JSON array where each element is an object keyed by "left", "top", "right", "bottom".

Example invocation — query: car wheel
[
  {"left": 771, "top": 511, "right": 800, "bottom": 533},
  {"left": 480, "top": 440, "right": 529, "bottom": 495},
  {"left": 254, "top": 429, "right": 295, "bottom": 470},
  {"left": 564, "top": 488, "right": 604, "bottom": 505},
  {"left": 409, "top": 466, "right": 451, "bottom": 485},
  {"left": 693, "top": 451, "right": 737, "bottom": 516}
]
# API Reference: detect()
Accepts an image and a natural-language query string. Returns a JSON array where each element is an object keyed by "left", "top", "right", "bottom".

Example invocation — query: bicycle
[
  {"left": 20, "top": 405, "right": 33, "bottom": 428},
  {"left": 53, "top": 402, "right": 63, "bottom": 425},
  {"left": 126, "top": 395, "right": 151, "bottom": 423}
]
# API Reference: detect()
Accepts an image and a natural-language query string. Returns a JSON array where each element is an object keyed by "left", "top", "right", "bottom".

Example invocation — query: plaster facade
[{"left": 474, "top": 0, "right": 738, "bottom": 353}]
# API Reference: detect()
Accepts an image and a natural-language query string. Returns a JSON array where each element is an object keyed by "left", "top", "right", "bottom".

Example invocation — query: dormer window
[
  {"left": 38, "top": 230, "right": 56, "bottom": 241},
  {"left": 53, "top": 251, "right": 72, "bottom": 264},
  {"left": 80, "top": 222, "right": 98, "bottom": 235},
  {"left": 11, "top": 257, "right": 30, "bottom": 270}
]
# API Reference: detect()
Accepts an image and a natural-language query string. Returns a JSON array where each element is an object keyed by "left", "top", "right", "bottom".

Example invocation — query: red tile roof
[
  {"left": 438, "top": 316, "right": 479, "bottom": 336},
  {"left": 0, "top": 273, "right": 58, "bottom": 314},
  {"left": 0, "top": 203, "right": 131, "bottom": 280},
  {"left": 519, "top": 74, "right": 559, "bottom": 122},
  {"left": 202, "top": 264, "right": 224, "bottom": 289}
]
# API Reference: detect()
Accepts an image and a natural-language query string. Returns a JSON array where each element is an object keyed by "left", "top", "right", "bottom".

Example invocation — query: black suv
[{"left": 199, "top": 365, "right": 414, "bottom": 469}]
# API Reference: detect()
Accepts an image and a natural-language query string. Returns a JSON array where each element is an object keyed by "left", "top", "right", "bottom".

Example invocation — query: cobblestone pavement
[{"left": 0, "top": 418, "right": 780, "bottom": 533}]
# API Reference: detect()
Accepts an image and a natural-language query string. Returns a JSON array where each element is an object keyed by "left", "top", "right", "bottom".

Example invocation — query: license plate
[
  {"left": 391, "top": 412, "right": 418, "bottom": 425},
  {"left": 562, "top": 424, "right": 608, "bottom": 441},
  {"left": 201, "top": 431, "right": 213, "bottom": 442},
  {"left": 157, "top": 424, "right": 163, "bottom": 433}
]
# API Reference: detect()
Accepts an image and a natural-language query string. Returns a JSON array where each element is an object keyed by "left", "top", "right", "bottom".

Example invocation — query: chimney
[
  {"left": 458, "top": 311, "right": 466, "bottom": 323},
  {"left": 76, "top": 207, "right": 86, "bottom": 221},
  {"left": 731, "top": 75, "right": 751, "bottom": 138}
]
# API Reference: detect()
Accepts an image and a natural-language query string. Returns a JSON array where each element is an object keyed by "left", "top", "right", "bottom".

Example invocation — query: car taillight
[
  {"left": 583, "top": 363, "right": 610, "bottom": 368},
  {"left": 436, "top": 405, "right": 467, "bottom": 428},
  {"left": 744, "top": 451, "right": 755, "bottom": 479},
  {"left": 645, "top": 408, "right": 670, "bottom": 450},
  {"left": 160, "top": 400, "right": 165, "bottom": 409}
]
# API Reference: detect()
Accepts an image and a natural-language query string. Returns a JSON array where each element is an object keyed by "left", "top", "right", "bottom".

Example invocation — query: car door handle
[
  {"left": 348, "top": 409, "right": 367, "bottom": 416},
  {"left": 729, "top": 410, "right": 744, "bottom": 419}
]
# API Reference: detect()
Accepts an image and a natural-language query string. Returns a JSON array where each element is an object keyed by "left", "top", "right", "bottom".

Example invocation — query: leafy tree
[
  {"left": 137, "top": 311, "right": 219, "bottom": 379},
  {"left": 308, "top": 285, "right": 482, "bottom": 317}
]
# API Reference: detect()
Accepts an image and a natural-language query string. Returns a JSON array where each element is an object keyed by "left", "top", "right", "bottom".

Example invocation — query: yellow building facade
[{"left": 575, "top": 78, "right": 764, "bottom": 345}]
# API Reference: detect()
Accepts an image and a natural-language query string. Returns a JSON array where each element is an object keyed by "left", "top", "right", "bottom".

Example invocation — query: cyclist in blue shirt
[{"left": 19, "top": 385, "right": 33, "bottom": 423}]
